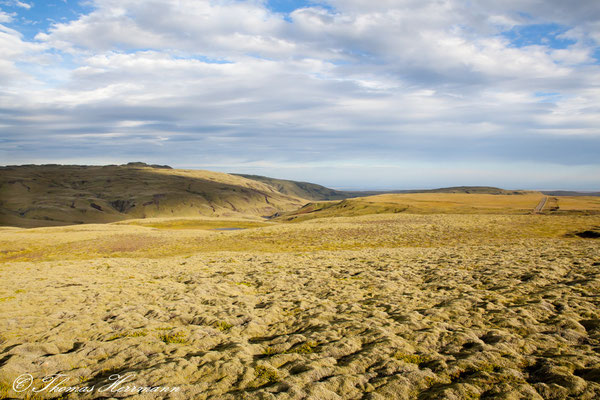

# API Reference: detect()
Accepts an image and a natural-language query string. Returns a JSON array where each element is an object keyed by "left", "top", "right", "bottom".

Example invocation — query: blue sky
[
  {"left": 502, "top": 23, "right": 576, "bottom": 50},
  {"left": 1, "top": 0, "right": 599, "bottom": 190},
  {"left": 267, "top": 0, "right": 324, "bottom": 14},
  {"left": 0, "top": 0, "right": 89, "bottom": 39}
]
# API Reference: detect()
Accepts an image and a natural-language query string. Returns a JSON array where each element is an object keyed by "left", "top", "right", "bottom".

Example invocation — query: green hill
[
  {"left": 0, "top": 163, "right": 306, "bottom": 227},
  {"left": 273, "top": 199, "right": 409, "bottom": 222}
]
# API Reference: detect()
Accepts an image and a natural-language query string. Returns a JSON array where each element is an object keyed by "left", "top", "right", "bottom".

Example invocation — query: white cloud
[
  {"left": 0, "top": 22, "right": 48, "bottom": 86},
  {"left": 33, "top": 0, "right": 597, "bottom": 87},
  {"left": 0, "top": 0, "right": 599, "bottom": 188},
  {"left": 36, "top": 0, "right": 291, "bottom": 56},
  {"left": 0, "top": 11, "right": 13, "bottom": 22},
  {"left": 0, "top": 0, "right": 32, "bottom": 9},
  {"left": 15, "top": 1, "right": 31, "bottom": 9}
]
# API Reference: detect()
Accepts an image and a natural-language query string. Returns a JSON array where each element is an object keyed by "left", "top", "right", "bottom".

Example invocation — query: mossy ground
[
  {"left": 1, "top": 213, "right": 598, "bottom": 262},
  {"left": 0, "top": 211, "right": 599, "bottom": 399}
]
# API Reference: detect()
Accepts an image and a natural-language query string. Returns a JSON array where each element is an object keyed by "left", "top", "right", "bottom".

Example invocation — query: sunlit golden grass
[
  {"left": 367, "top": 193, "right": 600, "bottom": 215},
  {"left": 278, "top": 193, "right": 551, "bottom": 222},
  {"left": 277, "top": 193, "right": 600, "bottom": 225},
  {"left": 118, "top": 218, "right": 271, "bottom": 230},
  {"left": 361, "top": 193, "right": 545, "bottom": 212},
  {"left": 1, "top": 213, "right": 599, "bottom": 263},
  {"left": 1, "top": 197, "right": 600, "bottom": 399},
  {"left": 274, "top": 199, "right": 409, "bottom": 222},
  {"left": 1, "top": 194, "right": 599, "bottom": 264},
  {"left": 551, "top": 196, "right": 600, "bottom": 212},
  {"left": 275, "top": 193, "right": 570, "bottom": 223}
]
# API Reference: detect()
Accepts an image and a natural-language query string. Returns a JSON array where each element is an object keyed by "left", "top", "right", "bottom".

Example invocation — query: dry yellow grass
[
  {"left": 550, "top": 196, "right": 600, "bottom": 212},
  {"left": 277, "top": 193, "right": 600, "bottom": 223},
  {"left": 1, "top": 194, "right": 600, "bottom": 399},
  {"left": 1, "top": 213, "right": 599, "bottom": 263},
  {"left": 361, "top": 192, "right": 545, "bottom": 213},
  {"left": 117, "top": 216, "right": 272, "bottom": 230}
]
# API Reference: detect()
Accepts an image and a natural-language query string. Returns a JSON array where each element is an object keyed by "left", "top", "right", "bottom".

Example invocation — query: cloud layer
[{"left": 1, "top": 0, "right": 599, "bottom": 189}]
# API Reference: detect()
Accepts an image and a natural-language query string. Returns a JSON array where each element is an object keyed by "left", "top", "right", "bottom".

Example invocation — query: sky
[{"left": 0, "top": 0, "right": 599, "bottom": 190}]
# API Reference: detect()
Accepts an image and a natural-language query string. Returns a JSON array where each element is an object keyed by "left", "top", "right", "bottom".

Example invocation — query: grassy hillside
[
  {"left": 274, "top": 192, "right": 600, "bottom": 222},
  {"left": 273, "top": 199, "right": 409, "bottom": 222},
  {"left": 233, "top": 174, "right": 359, "bottom": 200},
  {"left": 0, "top": 163, "right": 306, "bottom": 228}
]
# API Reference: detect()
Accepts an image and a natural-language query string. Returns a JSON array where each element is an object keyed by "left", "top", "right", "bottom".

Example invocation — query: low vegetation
[
  {"left": 1, "top": 185, "right": 599, "bottom": 399},
  {"left": 119, "top": 218, "right": 270, "bottom": 230},
  {"left": 253, "top": 365, "right": 280, "bottom": 386},
  {"left": 158, "top": 331, "right": 187, "bottom": 344},
  {"left": 276, "top": 193, "right": 600, "bottom": 222}
]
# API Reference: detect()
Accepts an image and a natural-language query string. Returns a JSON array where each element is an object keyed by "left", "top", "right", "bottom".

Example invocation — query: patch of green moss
[
  {"left": 0, "top": 381, "right": 12, "bottom": 400},
  {"left": 253, "top": 365, "right": 280, "bottom": 386},
  {"left": 214, "top": 321, "right": 233, "bottom": 332},
  {"left": 287, "top": 341, "right": 318, "bottom": 354},
  {"left": 393, "top": 352, "right": 429, "bottom": 365},
  {"left": 262, "top": 347, "right": 278, "bottom": 356},
  {"left": 159, "top": 331, "right": 187, "bottom": 344}
]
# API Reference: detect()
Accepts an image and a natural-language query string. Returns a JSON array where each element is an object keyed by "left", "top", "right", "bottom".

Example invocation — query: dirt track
[{"left": 533, "top": 197, "right": 548, "bottom": 213}]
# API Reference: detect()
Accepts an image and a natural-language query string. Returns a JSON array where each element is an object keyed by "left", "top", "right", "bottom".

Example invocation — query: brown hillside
[{"left": 0, "top": 163, "right": 306, "bottom": 227}]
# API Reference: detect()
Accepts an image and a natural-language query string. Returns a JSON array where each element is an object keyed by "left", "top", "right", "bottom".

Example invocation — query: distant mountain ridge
[
  {"left": 239, "top": 174, "right": 600, "bottom": 198},
  {"left": 233, "top": 174, "right": 361, "bottom": 201},
  {"left": 236, "top": 174, "right": 533, "bottom": 199},
  {"left": 386, "top": 186, "right": 529, "bottom": 195},
  {"left": 541, "top": 190, "right": 600, "bottom": 197}
]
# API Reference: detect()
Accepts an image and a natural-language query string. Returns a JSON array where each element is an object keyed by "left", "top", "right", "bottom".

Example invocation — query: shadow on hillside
[{"left": 0, "top": 164, "right": 304, "bottom": 228}]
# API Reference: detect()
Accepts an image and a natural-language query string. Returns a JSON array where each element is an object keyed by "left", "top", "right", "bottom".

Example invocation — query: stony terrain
[{"left": 0, "top": 212, "right": 599, "bottom": 399}]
